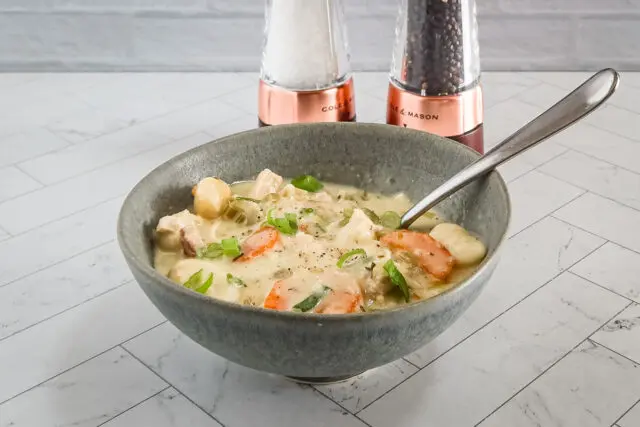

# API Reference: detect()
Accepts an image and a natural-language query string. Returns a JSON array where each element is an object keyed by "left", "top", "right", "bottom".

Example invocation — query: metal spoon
[{"left": 400, "top": 68, "right": 620, "bottom": 228}]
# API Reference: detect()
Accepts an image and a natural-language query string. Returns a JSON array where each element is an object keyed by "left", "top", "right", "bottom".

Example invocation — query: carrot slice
[
  {"left": 263, "top": 280, "right": 288, "bottom": 311},
  {"left": 236, "top": 226, "right": 280, "bottom": 262},
  {"left": 314, "top": 290, "right": 363, "bottom": 314},
  {"left": 380, "top": 230, "right": 455, "bottom": 280}
]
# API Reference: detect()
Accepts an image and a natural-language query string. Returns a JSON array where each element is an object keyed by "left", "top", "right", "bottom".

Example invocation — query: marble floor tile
[
  {"left": 618, "top": 401, "right": 640, "bottom": 427},
  {"left": 507, "top": 170, "right": 584, "bottom": 237},
  {"left": 571, "top": 242, "right": 640, "bottom": 303},
  {"left": 554, "top": 193, "right": 640, "bottom": 253},
  {"left": 0, "top": 128, "right": 69, "bottom": 168},
  {"left": 18, "top": 121, "right": 175, "bottom": 185},
  {"left": 123, "top": 323, "right": 368, "bottom": 427},
  {"left": 0, "top": 241, "right": 132, "bottom": 339},
  {"left": 47, "top": 105, "right": 136, "bottom": 144},
  {"left": 205, "top": 115, "right": 259, "bottom": 139},
  {"left": 0, "top": 283, "right": 165, "bottom": 403},
  {"left": 516, "top": 82, "right": 573, "bottom": 110},
  {"left": 583, "top": 104, "right": 640, "bottom": 143},
  {"left": 360, "top": 273, "right": 628, "bottom": 427},
  {"left": 406, "top": 216, "right": 605, "bottom": 367},
  {"left": 0, "top": 347, "right": 168, "bottom": 427},
  {"left": 540, "top": 150, "right": 640, "bottom": 211},
  {"left": 0, "top": 132, "right": 211, "bottom": 234},
  {"left": 102, "top": 388, "right": 222, "bottom": 427},
  {"left": 591, "top": 303, "right": 640, "bottom": 364},
  {"left": 217, "top": 85, "right": 259, "bottom": 116},
  {"left": 136, "top": 97, "right": 245, "bottom": 140},
  {"left": 315, "top": 359, "right": 418, "bottom": 413},
  {"left": 550, "top": 122, "right": 640, "bottom": 174},
  {"left": 0, "top": 197, "right": 122, "bottom": 287},
  {"left": 479, "top": 340, "right": 640, "bottom": 427},
  {"left": 0, "top": 166, "right": 42, "bottom": 203}
]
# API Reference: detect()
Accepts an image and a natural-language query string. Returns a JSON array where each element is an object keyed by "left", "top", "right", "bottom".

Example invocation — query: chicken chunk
[
  {"left": 430, "top": 223, "right": 486, "bottom": 266},
  {"left": 250, "top": 169, "right": 283, "bottom": 200},
  {"left": 335, "top": 208, "right": 381, "bottom": 248},
  {"left": 156, "top": 209, "right": 202, "bottom": 251},
  {"left": 193, "top": 177, "right": 232, "bottom": 220}
]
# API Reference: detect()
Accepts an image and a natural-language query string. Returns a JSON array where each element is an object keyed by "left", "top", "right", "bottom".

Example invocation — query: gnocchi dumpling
[
  {"left": 193, "top": 177, "right": 232, "bottom": 220},
  {"left": 430, "top": 223, "right": 486, "bottom": 266}
]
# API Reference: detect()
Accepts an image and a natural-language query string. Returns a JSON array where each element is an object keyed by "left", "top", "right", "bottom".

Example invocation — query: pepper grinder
[
  {"left": 386, "top": 0, "right": 484, "bottom": 153},
  {"left": 258, "top": 0, "right": 356, "bottom": 127}
]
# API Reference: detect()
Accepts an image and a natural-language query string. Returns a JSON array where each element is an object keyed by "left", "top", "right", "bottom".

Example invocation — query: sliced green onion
[
  {"left": 337, "top": 248, "right": 367, "bottom": 268},
  {"left": 184, "top": 269, "right": 203, "bottom": 288},
  {"left": 383, "top": 260, "right": 410, "bottom": 302},
  {"left": 195, "top": 273, "right": 214, "bottom": 294},
  {"left": 226, "top": 273, "right": 247, "bottom": 288},
  {"left": 339, "top": 207, "right": 354, "bottom": 227},
  {"left": 197, "top": 243, "right": 224, "bottom": 259},
  {"left": 267, "top": 209, "right": 298, "bottom": 235},
  {"left": 380, "top": 211, "right": 401, "bottom": 229},
  {"left": 292, "top": 286, "right": 331, "bottom": 312},
  {"left": 361, "top": 208, "right": 380, "bottom": 224},
  {"left": 184, "top": 269, "right": 213, "bottom": 294},
  {"left": 234, "top": 196, "right": 261, "bottom": 204},
  {"left": 291, "top": 175, "right": 324, "bottom": 193},
  {"left": 221, "top": 237, "right": 242, "bottom": 258}
]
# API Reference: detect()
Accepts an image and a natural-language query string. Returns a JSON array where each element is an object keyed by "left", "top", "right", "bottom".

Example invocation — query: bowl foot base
[{"left": 285, "top": 372, "right": 364, "bottom": 385}]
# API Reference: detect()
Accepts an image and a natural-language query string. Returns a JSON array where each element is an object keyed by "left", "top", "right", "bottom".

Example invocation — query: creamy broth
[{"left": 153, "top": 169, "right": 487, "bottom": 313}]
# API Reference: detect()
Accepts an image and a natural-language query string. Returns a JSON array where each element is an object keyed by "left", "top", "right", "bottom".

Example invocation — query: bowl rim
[{"left": 117, "top": 122, "right": 511, "bottom": 322}]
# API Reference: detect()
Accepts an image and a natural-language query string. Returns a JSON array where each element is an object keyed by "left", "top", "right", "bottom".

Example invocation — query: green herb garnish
[
  {"left": 291, "top": 175, "right": 324, "bottom": 193},
  {"left": 292, "top": 286, "right": 331, "bottom": 312},
  {"left": 234, "top": 196, "right": 261, "bottom": 204},
  {"left": 380, "top": 211, "right": 401, "bottom": 229},
  {"left": 226, "top": 273, "right": 247, "bottom": 288},
  {"left": 337, "top": 248, "right": 367, "bottom": 268},
  {"left": 184, "top": 269, "right": 214, "bottom": 294},
  {"left": 267, "top": 209, "right": 298, "bottom": 235},
  {"left": 339, "top": 207, "right": 354, "bottom": 227},
  {"left": 383, "top": 260, "right": 410, "bottom": 302},
  {"left": 361, "top": 208, "right": 380, "bottom": 224},
  {"left": 221, "top": 237, "right": 242, "bottom": 258},
  {"left": 197, "top": 242, "right": 224, "bottom": 259}
]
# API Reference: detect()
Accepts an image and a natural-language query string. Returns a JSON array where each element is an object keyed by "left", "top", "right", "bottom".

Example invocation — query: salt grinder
[
  {"left": 386, "top": 0, "right": 484, "bottom": 153},
  {"left": 258, "top": 0, "right": 356, "bottom": 126}
]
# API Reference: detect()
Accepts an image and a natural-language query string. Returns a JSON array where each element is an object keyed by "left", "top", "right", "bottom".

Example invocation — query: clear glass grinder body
[
  {"left": 387, "top": 0, "right": 484, "bottom": 153},
  {"left": 258, "top": 0, "right": 356, "bottom": 126}
]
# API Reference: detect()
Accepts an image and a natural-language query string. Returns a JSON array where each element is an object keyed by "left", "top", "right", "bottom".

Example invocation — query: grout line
[
  {"left": 0, "top": 238, "right": 118, "bottom": 289},
  {"left": 401, "top": 357, "right": 421, "bottom": 370},
  {"left": 355, "top": 238, "right": 609, "bottom": 415},
  {"left": 95, "top": 385, "right": 172, "bottom": 427},
  {"left": 312, "top": 387, "right": 374, "bottom": 427},
  {"left": 119, "top": 345, "right": 227, "bottom": 427},
  {"left": 473, "top": 303, "right": 634, "bottom": 426},
  {"left": 612, "top": 397, "right": 640, "bottom": 426},
  {"left": 505, "top": 189, "right": 588, "bottom": 242},
  {"left": 13, "top": 162, "right": 47, "bottom": 187},
  {"left": 591, "top": 340, "right": 640, "bottom": 367},
  {"left": 0, "top": 320, "right": 167, "bottom": 406},
  {"left": 550, "top": 216, "right": 640, "bottom": 257},
  {"left": 536, "top": 167, "right": 640, "bottom": 216},
  {"left": 568, "top": 270, "right": 639, "bottom": 305},
  {"left": 0, "top": 280, "right": 132, "bottom": 343}
]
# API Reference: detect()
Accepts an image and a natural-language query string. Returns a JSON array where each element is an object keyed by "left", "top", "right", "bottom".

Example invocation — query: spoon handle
[{"left": 400, "top": 68, "right": 620, "bottom": 228}]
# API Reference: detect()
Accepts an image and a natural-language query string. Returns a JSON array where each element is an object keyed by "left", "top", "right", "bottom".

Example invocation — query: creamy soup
[{"left": 153, "top": 169, "right": 487, "bottom": 314}]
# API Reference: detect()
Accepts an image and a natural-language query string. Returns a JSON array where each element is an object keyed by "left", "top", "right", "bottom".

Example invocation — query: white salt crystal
[{"left": 260, "top": 0, "right": 351, "bottom": 91}]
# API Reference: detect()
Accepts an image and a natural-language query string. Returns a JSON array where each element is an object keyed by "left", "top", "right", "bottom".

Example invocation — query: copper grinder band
[
  {"left": 258, "top": 78, "right": 356, "bottom": 126},
  {"left": 386, "top": 81, "right": 484, "bottom": 137}
]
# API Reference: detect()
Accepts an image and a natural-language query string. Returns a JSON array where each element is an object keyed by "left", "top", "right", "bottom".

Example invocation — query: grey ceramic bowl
[{"left": 117, "top": 122, "right": 510, "bottom": 384}]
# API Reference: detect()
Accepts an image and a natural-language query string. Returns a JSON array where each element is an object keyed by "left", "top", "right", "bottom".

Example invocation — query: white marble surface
[{"left": 1, "top": 71, "right": 640, "bottom": 426}]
